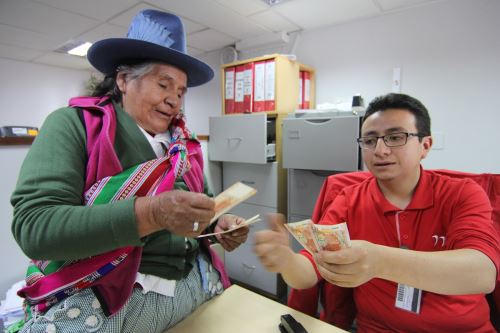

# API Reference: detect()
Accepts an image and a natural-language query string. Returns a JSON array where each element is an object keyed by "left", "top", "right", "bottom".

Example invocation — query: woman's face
[{"left": 117, "top": 63, "right": 188, "bottom": 134}]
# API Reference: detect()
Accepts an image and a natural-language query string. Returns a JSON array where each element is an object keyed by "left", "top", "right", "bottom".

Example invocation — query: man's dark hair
[{"left": 362, "top": 93, "right": 431, "bottom": 137}]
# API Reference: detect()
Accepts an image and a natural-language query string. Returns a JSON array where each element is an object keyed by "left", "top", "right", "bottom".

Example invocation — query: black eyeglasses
[{"left": 357, "top": 132, "right": 421, "bottom": 150}]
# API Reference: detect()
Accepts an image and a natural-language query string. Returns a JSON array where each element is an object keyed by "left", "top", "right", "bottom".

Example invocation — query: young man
[{"left": 254, "top": 93, "right": 499, "bottom": 332}]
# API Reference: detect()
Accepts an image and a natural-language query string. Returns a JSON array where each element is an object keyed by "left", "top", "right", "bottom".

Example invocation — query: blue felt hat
[{"left": 87, "top": 9, "right": 213, "bottom": 87}]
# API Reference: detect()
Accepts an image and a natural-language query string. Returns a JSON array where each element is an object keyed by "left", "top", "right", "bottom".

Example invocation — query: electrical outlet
[{"left": 392, "top": 67, "right": 401, "bottom": 93}]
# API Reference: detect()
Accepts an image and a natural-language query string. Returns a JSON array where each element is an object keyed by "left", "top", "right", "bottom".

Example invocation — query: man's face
[
  {"left": 360, "top": 108, "right": 432, "bottom": 182},
  {"left": 118, "top": 63, "right": 188, "bottom": 134}
]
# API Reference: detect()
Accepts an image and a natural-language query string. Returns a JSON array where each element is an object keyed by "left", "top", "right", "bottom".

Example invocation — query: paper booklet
[
  {"left": 209, "top": 181, "right": 257, "bottom": 224},
  {"left": 285, "top": 220, "right": 351, "bottom": 254},
  {"left": 198, "top": 214, "right": 261, "bottom": 238}
]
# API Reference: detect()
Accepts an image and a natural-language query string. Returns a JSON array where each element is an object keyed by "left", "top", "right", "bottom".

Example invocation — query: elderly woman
[{"left": 11, "top": 9, "right": 248, "bottom": 333}]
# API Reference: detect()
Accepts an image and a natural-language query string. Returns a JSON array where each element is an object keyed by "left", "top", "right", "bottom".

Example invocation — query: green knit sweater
[{"left": 11, "top": 102, "right": 210, "bottom": 280}]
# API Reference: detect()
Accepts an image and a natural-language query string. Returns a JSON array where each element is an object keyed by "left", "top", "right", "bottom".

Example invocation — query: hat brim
[{"left": 87, "top": 38, "right": 214, "bottom": 87}]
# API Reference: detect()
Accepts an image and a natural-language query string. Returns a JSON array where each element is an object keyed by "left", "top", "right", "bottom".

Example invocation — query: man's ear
[{"left": 421, "top": 136, "right": 433, "bottom": 159}]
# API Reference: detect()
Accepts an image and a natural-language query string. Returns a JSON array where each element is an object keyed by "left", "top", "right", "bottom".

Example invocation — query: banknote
[
  {"left": 312, "top": 222, "right": 351, "bottom": 251},
  {"left": 285, "top": 220, "right": 351, "bottom": 253},
  {"left": 210, "top": 182, "right": 257, "bottom": 224},
  {"left": 285, "top": 220, "right": 320, "bottom": 254}
]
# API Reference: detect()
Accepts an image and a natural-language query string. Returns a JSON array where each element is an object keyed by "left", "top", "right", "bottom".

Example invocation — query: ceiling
[{"left": 0, "top": 0, "right": 442, "bottom": 71}]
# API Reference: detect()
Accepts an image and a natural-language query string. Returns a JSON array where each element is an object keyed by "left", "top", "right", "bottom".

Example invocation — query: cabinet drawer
[
  {"left": 223, "top": 162, "right": 278, "bottom": 208},
  {"left": 288, "top": 169, "right": 334, "bottom": 216},
  {"left": 209, "top": 114, "right": 268, "bottom": 164},
  {"left": 224, "top": 204, "right": 278, "bottom": 294},
  {"left": 226, "top": 203, "right": 276, "bottom": 234},
  {"left": 225, "top": 242, "right": 277, "bottom": 295},
  {"left": 283, "top": 115, "right": 360, "bottom": 171}
]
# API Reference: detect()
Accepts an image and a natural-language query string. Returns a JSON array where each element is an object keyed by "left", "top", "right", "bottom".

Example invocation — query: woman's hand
[
  {"left": 135, "top": 190, "right": 215, "bottom": 238},
  {"left": 214, "top": 214, "right": 249, "bottom": 251}
]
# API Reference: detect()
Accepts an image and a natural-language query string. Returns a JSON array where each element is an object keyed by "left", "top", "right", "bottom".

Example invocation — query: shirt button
[{"left": 403, "top": 234, "right": 409, "bottom": 240}]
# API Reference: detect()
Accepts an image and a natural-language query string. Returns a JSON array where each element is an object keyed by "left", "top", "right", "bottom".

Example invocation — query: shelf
[
  {"left": 221, "top": 54, "right": 315, "bottom": 115},
  {"left": 0, "top": 136, "right": 35, "bottom": 145}
]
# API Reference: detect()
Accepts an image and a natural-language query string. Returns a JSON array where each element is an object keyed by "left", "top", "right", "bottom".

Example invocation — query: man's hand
[
  {"left": 253, "top": 214, "right": 294, "bottom": 273},
  {"left": 214, "top": 214, "right": 249, "bottom": 251},
  {"left": 314, "top": 240, "right": 380, "bottom": 288}
]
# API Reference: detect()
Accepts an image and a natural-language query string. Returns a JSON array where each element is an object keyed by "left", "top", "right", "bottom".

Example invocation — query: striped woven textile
[{"left": 19, "top": 155, "right": 174, "bottom": 315}]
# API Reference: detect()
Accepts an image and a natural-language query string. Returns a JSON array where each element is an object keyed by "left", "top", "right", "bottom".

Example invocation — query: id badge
[
  {"left": 395, "top": 283, "right": 422, "bottom": 314},
  {"left": 395, "top": 246, "right": 422, "bottom": 314}
]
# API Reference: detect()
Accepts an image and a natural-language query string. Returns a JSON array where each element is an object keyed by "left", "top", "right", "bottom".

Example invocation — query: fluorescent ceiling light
[
  {"left": 235, "top": 31, "right": 290, "bottom": 51},
  {"left": 67, "top": 42, "right": 92, "bottom": 57},
  {"left": 261, "top": 0, "right": 291, "bottom": 6}
]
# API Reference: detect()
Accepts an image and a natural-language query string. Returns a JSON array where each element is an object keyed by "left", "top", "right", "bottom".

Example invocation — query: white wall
[
  {"left": 184, "top": 50, "right": 222, "bottom": 136},
  {"left": 294, "top": 0, "right": 500, "bottom": 173},
  {"left": 193, "top": 0, "right": 500, "bottom": 175},
  {"left": 0, "top": 59, "right": 92, "bottom": 128},
  {"left": 0, "top": 59, "right": 91, "bottom": 296}
]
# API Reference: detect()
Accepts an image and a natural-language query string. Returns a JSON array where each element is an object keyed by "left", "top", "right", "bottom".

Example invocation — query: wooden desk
[{"left": 166, "top": 285, "right": 347, "bottom": 333}]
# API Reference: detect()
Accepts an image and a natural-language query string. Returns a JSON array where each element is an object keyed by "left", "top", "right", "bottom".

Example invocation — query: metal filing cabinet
[
  {"left": 210, "top": 55, "right": 317, "bottom": 302},
  {"left": 283, "top": 111, "right": 362, "bottom": 224}
]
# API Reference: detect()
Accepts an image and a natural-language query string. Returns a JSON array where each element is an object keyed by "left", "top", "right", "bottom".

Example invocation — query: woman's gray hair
[{"left": 90, "top": 61, "right": 159, "bottom": 102}]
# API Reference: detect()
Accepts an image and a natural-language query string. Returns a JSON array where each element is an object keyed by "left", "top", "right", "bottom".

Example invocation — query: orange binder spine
[
  {"left": 234, "top": 65, "right": 245, "bottom": 113},
  {"left": 264, "top": 59, "right": 276, "bottom": 111},
  {"left": 299, "top": 70, "right": 304, "bottom": 109},
  {"left": 253, "top": 61, "right": 266, "bottom": 112},
  {"left": 243, "top": 62, "right": 254, "bottom": 113},
  {"left": 224, "top": 67, "right": 235, "bottom": 114},
  {"left": 303, "top": 71, "right": 311, "bottom": 109}
]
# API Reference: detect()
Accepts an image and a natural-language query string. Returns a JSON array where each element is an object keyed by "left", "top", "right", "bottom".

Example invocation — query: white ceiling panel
[
  {"left": 249, "top": 10, "right": 301, "bottom": 33},
  {"left": 187, "top": 29, "right": 237, "bottom": 52},
  {"left": 34, "top": 52, "right": 92, "bottom": 70},
  {"left": 0, "top": 43, "right": 45, "bottom": 62},
  {"left": 0, "top": 0, "right": 99, "bottom": 39},
  {"left": 0, "top": 23, "right": 61, "bottom": 51},
  {"left": 187, "top": 46, "right": 204, "bottom": 57},
  {"left": 146, "top": 0, "right": 270, "bottom": 39},
  {"left": 213, "top": 0, "right": 269, "bottom": 16},
  {"left": 109, "top": 3, "right": 207, "bottom": 34},
  {"left": 0, "top": 0, "right": 445, "bottom": 70},
  {"left": 274, "top": 0, "right": 381, "bottom": 30},
  {"left": 375, "top": 0, "right": 437, "bottom": 11},
  {"left": 108, "top": 3, "right": 166, "bottom": 27},
  {"left": 32, "top": 0, "right": 140, "bottom": 21},
  {"left": 77, "top": 23, "right": 128, "bottom": 43}
]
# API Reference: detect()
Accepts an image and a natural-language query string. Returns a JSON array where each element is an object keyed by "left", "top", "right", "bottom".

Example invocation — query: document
[{"left": 198, "top": 214, "right": 261, "bottom": 238}]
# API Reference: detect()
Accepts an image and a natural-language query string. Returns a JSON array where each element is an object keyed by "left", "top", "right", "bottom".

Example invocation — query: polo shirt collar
[{"left": 369, "top": 165, "right": 434, "bottom": 213}]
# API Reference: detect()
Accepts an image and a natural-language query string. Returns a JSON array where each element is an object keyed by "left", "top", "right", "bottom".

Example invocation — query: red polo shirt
[{"left": 301, "top": 170, "right": 500, "bottom": 332}]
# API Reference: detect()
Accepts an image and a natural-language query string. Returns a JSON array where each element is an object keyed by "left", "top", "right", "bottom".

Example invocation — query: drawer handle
[
  {"left": 242, "top": 263, "right": 256, "bottom": 274},
  {"left": 288, "top": 130, "right": 299, "bottom": 139},
  {"left": 226, "top": 137, "right": 243, "bottom": 142},
  {"left": 241, "top": 180, "right": 255, "bottom": 185}
]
